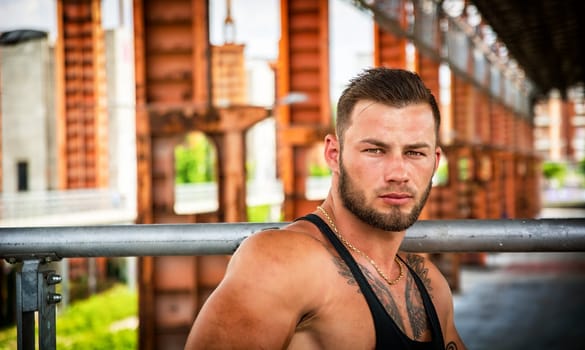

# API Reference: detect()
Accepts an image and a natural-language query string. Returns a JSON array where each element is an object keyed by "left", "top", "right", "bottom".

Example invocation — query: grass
[{"left": 0, "top": 284, "right": 137, "bottom": 350}]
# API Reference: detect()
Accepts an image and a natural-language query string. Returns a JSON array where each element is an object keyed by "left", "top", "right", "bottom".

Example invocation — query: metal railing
[{"left": 1, "top": 218, "right": 585, "bottom": 350}]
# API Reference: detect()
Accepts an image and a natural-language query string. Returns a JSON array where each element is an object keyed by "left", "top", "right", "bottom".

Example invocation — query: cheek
[
  {"left": 350, "top": 157, "right": 382, "bottom": 177},
  {"left": 414, "top": 162, "right": 437, "bottom": 183}
]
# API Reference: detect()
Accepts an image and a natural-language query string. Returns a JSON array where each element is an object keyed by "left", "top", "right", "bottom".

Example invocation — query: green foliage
[
  {"left": 542, "top": 161, "right": 567, "bottom": 181},
  {"left": 578, "top": 158, "right": 585, "bottom": 176},
  {"left": 0, "top": 284, "right": 137, "bottom": 350},
  {"left": 246, "top": 161, "right": 256, "bottom": 181},
  {"left": 0, "top": 327, "right": 16, "bottom": 350},
  {"left": 309, "top": 164, "right": 331, "bottom": 177},
  {"left": 433, "top": 159, "right": 449, "bottom": 186},
  {"left": 175, "top": 133, "right": 216, "bottom": 184},
  {"left": 247, "top": 204, "right": 273, "bottom": 222},
  {"left": 457, "top": 158, "right": 470, "bottom": 181}
]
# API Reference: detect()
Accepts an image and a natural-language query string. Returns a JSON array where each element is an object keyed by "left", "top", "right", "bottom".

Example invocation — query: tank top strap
[{"left": 299, "top": 214, "right": 407, "bottom": 349}]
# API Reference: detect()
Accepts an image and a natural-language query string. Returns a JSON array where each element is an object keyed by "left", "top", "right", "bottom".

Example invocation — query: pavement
[{"left": 453, "top": 207, "right": 585, "bottom": 350}]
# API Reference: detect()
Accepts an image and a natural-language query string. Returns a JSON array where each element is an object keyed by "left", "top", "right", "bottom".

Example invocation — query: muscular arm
[{"left": 185, "top": 230, "right": 320, "bottom": 349}]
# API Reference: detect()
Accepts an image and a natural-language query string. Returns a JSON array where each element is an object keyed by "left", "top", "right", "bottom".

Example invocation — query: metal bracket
[{"left": 14, "top": 259, "right": 62, "bottom": 350}]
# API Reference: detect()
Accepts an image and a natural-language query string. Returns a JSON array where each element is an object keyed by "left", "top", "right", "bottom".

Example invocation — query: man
[{"left": 185, "top": 68, "right": 467, "bottom": 349}]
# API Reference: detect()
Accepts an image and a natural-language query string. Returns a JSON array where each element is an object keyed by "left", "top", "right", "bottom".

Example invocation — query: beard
[{"left": 339, "top": 157, "right": 432, "bottom": 232}]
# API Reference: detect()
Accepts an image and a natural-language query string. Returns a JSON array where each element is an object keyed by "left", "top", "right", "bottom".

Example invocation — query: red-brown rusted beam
[
  {"left": 56, "top": 0, "right": 109, "bottom": 189},
  {"left": 277, "top": 0, "right": 332, "bottom": 221}
]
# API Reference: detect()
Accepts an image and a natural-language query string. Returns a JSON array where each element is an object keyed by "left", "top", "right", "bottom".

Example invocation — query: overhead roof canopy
[
  {"left": 355, "top": 0, "right": 584, "bottom": 100},
  {"left": 469, "top": 0, "right": 585, "bottom": 99}
]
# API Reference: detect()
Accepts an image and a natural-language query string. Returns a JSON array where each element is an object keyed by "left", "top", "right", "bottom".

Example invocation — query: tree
[{"left": 175, "top": 133, "right": 216, "bottom": 184}]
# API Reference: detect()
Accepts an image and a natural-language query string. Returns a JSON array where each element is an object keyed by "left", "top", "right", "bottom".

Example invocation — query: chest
[{"left": 291, "top": 259, "right": 433, "bottom": 349}]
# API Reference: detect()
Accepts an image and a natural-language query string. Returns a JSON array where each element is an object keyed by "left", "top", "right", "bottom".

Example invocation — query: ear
[
  {"left": 434, "top": 146, "right": 442, "bottom": 173},
  {"left": 324, "top": 134, "right": 340, "bottom": 173}
]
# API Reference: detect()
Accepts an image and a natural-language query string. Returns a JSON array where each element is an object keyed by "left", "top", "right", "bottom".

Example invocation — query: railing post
[{"left": 14, "top": 258, "right": 62, "bottom": 350}]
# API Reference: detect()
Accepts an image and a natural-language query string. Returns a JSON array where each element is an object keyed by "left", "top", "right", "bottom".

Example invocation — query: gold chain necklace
[{"left": 317, "top": 206, "right": 404, "bottom": 286}]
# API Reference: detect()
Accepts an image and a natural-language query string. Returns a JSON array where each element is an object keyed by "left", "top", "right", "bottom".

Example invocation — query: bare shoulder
[
  {"left": 232, "top": 220, "right": 331, "bottom": 274},
  {"left": 221, "top": 221, "right": 333, "bottom": 307},
  {"left": 185, "top": 221, "right": 332, "bottom": 349}
]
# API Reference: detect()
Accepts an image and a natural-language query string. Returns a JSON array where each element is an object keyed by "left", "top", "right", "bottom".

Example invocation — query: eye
[
  {"left": 364, "top": 148, "right": 384, "bottom": 154},
  {"left": 406, "top": 150, "right": 425, "bottom": 157}
]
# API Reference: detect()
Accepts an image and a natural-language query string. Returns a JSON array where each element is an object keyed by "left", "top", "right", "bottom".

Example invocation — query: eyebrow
[{"left": 360, "top": 138, "right": 432, "bottom": 150}]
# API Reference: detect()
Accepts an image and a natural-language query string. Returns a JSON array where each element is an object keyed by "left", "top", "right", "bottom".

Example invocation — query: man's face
[{"left": 338, "top": 100, "right": 440, "bottom": 232}]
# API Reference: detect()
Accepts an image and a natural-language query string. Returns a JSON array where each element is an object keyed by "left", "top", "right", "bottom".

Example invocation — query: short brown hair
[{"left": 335, "top": 67, "right": 440, "bottom": 143}]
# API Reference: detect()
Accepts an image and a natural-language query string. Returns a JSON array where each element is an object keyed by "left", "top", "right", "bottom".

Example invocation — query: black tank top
[{"left": 299, "top": 214, "right": 444, "bottom": 350}]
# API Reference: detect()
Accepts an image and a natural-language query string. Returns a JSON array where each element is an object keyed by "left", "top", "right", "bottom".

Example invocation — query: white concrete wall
[
  {"left": 105, "top": 28, "right": 136, "bottom": 211},
  {"left": 244, "top": 58, "right": 277, "bottom": 184},
  {"left": 1, "top": 37, "right": 51, "bottom": 192}
]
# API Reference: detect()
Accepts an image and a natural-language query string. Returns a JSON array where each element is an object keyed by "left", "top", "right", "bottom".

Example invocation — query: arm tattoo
[{"left": 446, "top": 341, "right": 458, "bottom": 349}]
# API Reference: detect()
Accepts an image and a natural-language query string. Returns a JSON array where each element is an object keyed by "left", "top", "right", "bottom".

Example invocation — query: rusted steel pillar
[
  {"left": 133, "top": 1, "right": 213, "bottom": 348},
  {"left": 490, "top": 100, "right": 507, "bottom": 148},
  {"left": 134, "top": 1, "right": 271, "bottom": 347},
  {"left": 55, "top": 0, "right": 109, "bottom": 189},
  {"left": 277, "top": 0, "right": 331, "bottom": 221},
  {"left": 416, "top": 53, "right": 445, "bottom": 217},
  {"left": 416, "top": 53, "right": 461, "bottom": 287},
  {"left": 415, "top": 54, "right": 443, "bottom": 220},
  {"left": 471, "top": 148, "right": 489, "bottom": 219},
  {"left": 416, "top": 54, "right": 440, "bottom": 99},
  {"left": 476, "top": 91, "right": 491, "bottom": 145},
  {"left": 205, "top": 106, "right": 270, "bottom": 222},
  {"left": 133, "top": 0, "right": 212, "bottom": 225},
  {"left": 451, "top": 75, "right": 476, "bottom": 144},
  {"left": 503, "top": 151, "right": 517, "bottom": 218},
  {"left": 373, "top": 23, "right": 407, "bottom": 69}
]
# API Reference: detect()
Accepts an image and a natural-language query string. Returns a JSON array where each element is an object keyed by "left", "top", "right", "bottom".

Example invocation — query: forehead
[{"left": 346, "top": 100, "right": 436, "bottom": 143}]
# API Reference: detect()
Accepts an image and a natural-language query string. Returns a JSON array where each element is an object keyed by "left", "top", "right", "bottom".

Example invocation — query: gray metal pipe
[{"left": 1, "top": 219, "right": 584, "bottom": 261}]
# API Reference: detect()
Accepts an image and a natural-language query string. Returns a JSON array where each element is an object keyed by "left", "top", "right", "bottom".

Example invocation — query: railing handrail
[{"left": 2, "top": 218, "right": 584, "bottom": 262}]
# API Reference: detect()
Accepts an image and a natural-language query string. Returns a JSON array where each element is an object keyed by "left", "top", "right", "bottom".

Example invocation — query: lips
[{"left": 380, "top": 192, "right": 413, "bottom": 205}]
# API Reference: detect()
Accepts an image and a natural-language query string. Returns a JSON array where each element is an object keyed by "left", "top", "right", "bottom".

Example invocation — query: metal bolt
[
  {"left": 47, "top": 293, "right": 63, "bottom": 304},
  {"left": 47, "top": 273, "right": 62, "bottom": 285}
]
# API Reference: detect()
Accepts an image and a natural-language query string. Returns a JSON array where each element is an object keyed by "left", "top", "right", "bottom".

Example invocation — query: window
[{"left": 17, "top": 161, "right": 28, "bottom": 192}]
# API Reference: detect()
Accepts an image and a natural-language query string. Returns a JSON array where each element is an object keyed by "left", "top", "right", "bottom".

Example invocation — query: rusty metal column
[
  {"left": 416, "top": 53, "right": 461, "bottom": 288},
  {"left": 373, "top": 22, "right": 407, "bottom": 69},
  {"left": 133, "top": 0, "right": 212, "bottom": 225},
  {"left": 476, "top": 91, "right": 491, "bottom": 145},
  {"left": 133, "top": 0, "right": 213, "bottom": 348},
  {"left": 417, "top": 53, "right": 445, "bottom": 221},
  {"left": 55, "top": 0, "right": 109, "bottom": 189},
  {"left": 205, "top": 107, "right": 269, "bottom": 223},
  {"left": 416, "top": 54, "right": 440, "bottom": 105},
  {"left": 452, "top": 75, "right": 476, "bottom": 143},
  {"left": 277, "top": 0, "right": 331, "bottom": 220},
  {"left": 490, "top": 100, "right": 507, "bottom": 148}
]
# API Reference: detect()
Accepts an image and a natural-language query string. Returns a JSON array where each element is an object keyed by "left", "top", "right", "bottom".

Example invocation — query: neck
[{"left": 318, "top": 198, "right": 405, "bottom": 262}]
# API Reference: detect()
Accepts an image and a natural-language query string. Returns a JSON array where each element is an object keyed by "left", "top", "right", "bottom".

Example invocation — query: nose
[{"left": 383, "top": 155, "right": 409, "bottom": 183}]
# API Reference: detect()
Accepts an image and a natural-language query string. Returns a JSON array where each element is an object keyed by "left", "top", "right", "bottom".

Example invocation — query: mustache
[{"left": 376, "top": 186, "right": 416, "bottom": 196}]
